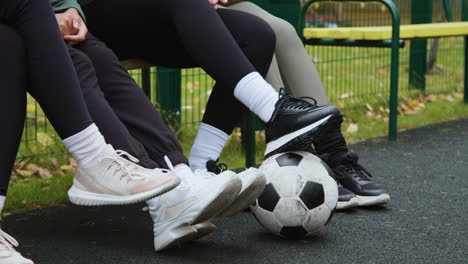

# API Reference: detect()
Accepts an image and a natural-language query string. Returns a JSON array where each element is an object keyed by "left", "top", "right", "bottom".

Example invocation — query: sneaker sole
[
  {"left": 218, "top": 172, "right": 266, "bottom": 217},
  {"left": 154, "top": 223, "right": 198, "bottom": 251},
  {"left": 264, "top": 112, "right": 341, "bottom": 158},
  {"left": 356, "top": 193, "right": 391, "bottom": 207},
  {"left": 193, "top": 221, "right": 217, "bottom": 240},
  {"left": 68, "top": 176, "right": 180, "bottom": 206},
  {"left": 336, "top": 197, "right": 360, "bottom": 210},
  {"left": 191, "top": 177, "right": 242, "bottom": 224}
]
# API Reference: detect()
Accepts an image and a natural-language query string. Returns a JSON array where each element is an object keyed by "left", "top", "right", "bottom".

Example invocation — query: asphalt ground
[{"left": 4, "top": 119, "right": 468, "bottom": 264}]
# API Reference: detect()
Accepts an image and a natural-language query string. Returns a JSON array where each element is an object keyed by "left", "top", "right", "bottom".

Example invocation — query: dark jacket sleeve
[{"left": 49, "top": 0, "right": 86, "bottom": 21}]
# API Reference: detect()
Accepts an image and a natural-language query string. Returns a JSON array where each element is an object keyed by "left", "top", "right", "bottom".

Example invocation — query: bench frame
[{"left": 300, "top": 0, "right": 468, "bottom": 141}]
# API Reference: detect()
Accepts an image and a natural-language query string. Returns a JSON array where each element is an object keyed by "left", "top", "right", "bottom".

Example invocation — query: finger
[
  {"left": 220, "top": 0, "right": 228, "bottom": 4},
  {"left": 65, "top": 23, "right": 88, "bottom": 42}
]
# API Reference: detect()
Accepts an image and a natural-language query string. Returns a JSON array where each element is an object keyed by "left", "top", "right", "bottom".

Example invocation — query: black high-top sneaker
[
  {"left": 332, "top": 152, "right": 390, "bottom": 206},
  {"left": 264, "top": 89, "right": 342, "bottom": 158},
  {"left": 337, "top": 183, "right": 359, "bottom": 210}
]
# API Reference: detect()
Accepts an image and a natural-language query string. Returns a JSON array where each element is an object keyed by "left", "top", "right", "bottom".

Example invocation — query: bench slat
[{"left": 304, "top": 22, "right": 468, "bottom": 40}]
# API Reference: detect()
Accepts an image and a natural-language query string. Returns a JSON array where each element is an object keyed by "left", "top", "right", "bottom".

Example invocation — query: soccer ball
[{"left": 250, "top": 151, "right": 338, "bottom": 239}]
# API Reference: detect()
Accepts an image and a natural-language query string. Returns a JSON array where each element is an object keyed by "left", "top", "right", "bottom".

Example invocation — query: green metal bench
[{"left": 300, "top": 0, "right": 468, "bottom": 140}]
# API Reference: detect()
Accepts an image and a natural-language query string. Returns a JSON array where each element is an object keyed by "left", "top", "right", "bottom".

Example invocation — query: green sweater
[{"left": 49, "top": 0, "right": 85, "bottom": 21}]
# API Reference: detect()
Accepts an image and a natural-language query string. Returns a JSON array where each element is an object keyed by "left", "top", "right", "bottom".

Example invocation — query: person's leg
[
  {"left": 0, "top": 0, "right": 179, "bottom": 207},
  {"left": 82, "top": 0, "right": 341, "bottom": 159},
  {"left": 67, "top": 42, "right": 161, "bottom": 170},
  {"left": 0, "top": 24, "right": 33, "bottom": 264},
  {"left": 228, "top": 1, "right": 330, "bottom": 105},
  {"left": 229, "top": 2, "right": 389, "bottom": 206},
  {"left": 0, "top": 25, "right": 26, "bottom": 199},
  {"left": 70, "top": 34, "right": 242, "bottom": 251},
  {"left": 73, "top": 34, "right": 188, "bottom": 168}
]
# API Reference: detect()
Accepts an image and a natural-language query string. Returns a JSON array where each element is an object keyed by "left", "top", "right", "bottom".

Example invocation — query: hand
[
  {"left": 208, "top": 0, "right": 229, "bottom": 10},
  {"left": 55, "top": 8, "right": 88, "bottom": 45}
]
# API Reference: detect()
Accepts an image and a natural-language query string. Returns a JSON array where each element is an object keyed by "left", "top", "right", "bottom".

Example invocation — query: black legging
[
  {"left": 0, "top": 0, "right": 93, "bottom": 195},
  {"left": 81, "top": 0, "right": 276, "bottom": 134}
]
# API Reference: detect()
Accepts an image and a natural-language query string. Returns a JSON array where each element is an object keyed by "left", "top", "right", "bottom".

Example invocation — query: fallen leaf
[
  {"left": 445, "top": 95, "right": 455, "bottom": 102},
  {"left": 346, "top": 123, "right": 359, "bottom": 133},
  {"left": 60, "top": 165, "right": 73, "bottom": 172},
  {"left": 38, "top": 168, "right": 52, "bottom": 179},
  {"left": 25, "top": 163, "right": 40, "bottom": 174},
  {"left": 51, "top": 158, "right": 59, "bottom": 169},
  {"left": 69, "top": 158, "right": 77, "bottom": 168},
  {"left": 16, "top": 169, "right": 34, "bottom": 177}
]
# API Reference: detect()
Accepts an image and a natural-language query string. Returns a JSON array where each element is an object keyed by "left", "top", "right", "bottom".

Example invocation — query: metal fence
[{"left": 17, "top": 0, "right": 465, "bottom": 160}]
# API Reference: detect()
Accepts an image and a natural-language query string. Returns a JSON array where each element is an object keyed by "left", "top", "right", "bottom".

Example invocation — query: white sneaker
[
  {"left": 0, "top": 229, "right": 33, "bottom": 264},
  {"left": 68, "top": 145, "right": 180, "bottom": 206},
  {"left": 150, "top": 168, "right": 241, "bottom": 251},
  {"left": 192, "top": 221, "right": 217, "bottom": 240},
  {"left": 218, "top": 168, "right": 266, "bottom": 217}
]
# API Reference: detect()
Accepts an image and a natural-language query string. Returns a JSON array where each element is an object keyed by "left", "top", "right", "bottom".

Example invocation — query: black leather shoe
[
  {"left": 264, "top": 89, "right": 342, "bottom": 158},
  {"left": 336, "top": 184, "right": 359, "bottom": 210},
  {"left": 332, "top": 152, "right": 390, "bottom": 206}
]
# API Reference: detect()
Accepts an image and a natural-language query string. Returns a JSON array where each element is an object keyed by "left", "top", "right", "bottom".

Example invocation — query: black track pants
[
  {"left": 82, "top": 0, "right": 276, "bottom": 134},
  {"left": 69, "top": 34, "right": 188, "bottom": 169},
  {"left": 0, "top": 0, "right": 93, "bottom": 195}
]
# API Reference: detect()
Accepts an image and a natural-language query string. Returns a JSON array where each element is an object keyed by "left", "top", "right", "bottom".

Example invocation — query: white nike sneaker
[
  {"left": 68, "top": 145, "right": 180, "bottom": 206},
  {"left": 218, "top": 168, "right": 266, "bottom": 217},
  {"left": 149, "top": 168, "right": 241, "bottom": 251},
  {"left": 0, "top": 229, "right": 33, "bottom": 264}
]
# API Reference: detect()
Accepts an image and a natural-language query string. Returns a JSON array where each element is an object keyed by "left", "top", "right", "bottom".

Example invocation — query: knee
[
  {"left": 244, "top": 16, "right": 276, "bottom": 54},
  {"left": 269, "top": 17, "right": 299, "bottom": 42},
  {"left": 77, "top": 37, "right": 121, "bottom": 69},
  {"left": 0, "top": 25, "right": 25, "bottom": 61}
]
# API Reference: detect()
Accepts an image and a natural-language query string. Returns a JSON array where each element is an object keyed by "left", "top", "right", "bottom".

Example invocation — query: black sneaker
[
  {"left": 337, "top": 184, "right": 359, "bottom": 210},
  {"left": 264, "top": 89, "right": 342, "bottom": 158},
  {"left": 332, "top": 152, "right": 390, "bottom": 206}
]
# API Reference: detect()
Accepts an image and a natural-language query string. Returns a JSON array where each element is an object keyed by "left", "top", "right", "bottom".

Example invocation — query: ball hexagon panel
[
  {"left": 250, "top": 206, "right": 283, "bottom": 235},
  {"left": 257, "top": 183, "right": 280, "bottom": 212},
  {"left": 299, "top": 181, "right": 325, "bottom": 210},
  {"left": 273, "top": 198, "right": 308, "bottom": 227},
  {"left": 275, "top": 152, "right": 303, "bottom": 167},
  {"left": 280, "top": 226, "right": 308, "bottom": 239}
]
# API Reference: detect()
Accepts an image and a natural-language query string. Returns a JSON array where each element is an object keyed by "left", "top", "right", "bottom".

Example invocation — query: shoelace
[
  {"left": 103, "top": 150, "right": 145, "bottom": 181},
  {"left": 339, "top": 162, "right": 373, "bottom": 183},
  {"left": 163, "top": 156, "right": 190, "bottom": 191},
  {"left": 206, "top": 159, "right": 228, "bottom": 174},
  {"left": 270, "top": 89, "right": 319, "bottom": 120},
  {"left": 0, "top": 229, "right": 18, "bottom": 258}
]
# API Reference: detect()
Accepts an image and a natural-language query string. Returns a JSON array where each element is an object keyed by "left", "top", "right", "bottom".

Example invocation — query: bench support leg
[
  {"left": 241, "top": 111, "right": 257, "bottom": 168},
  {"left": 465, "top": 36, "right": 468, "bottom": 103}
]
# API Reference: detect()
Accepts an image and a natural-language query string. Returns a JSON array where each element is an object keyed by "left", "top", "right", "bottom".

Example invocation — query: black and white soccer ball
[{"left": 250, "top": 151, "right": 338, "bottom": 239}]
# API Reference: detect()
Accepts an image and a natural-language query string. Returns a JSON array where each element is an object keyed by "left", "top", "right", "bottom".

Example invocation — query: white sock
[
  {"left": 62, "top": 124, "right": 107, "bottom": 168},
  {"left": 146, "top": 165, "right": 193, "bottom": 207},
  {"left": 189, "top": 123, "right": 229, "bottom": 171},
  {"left": 0, "top": 196, "right": 5, "bottom": 213},
  {"left": 234, "top": 72, "right": 279, "bottom": 122}
]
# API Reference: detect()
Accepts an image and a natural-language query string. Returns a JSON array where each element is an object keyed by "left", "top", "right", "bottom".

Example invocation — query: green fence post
[
  {"left": 142, "top": 69, "right": 151, "bottom": 98},
  {"left": 156, "top": 67, "right": 182, "bottom": 130},
  {"left": 463, "top": 0, "right": 468, "bottom": 103},
  {"left": 409, "top": 0, "right": 432, "bottom": 93}
]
